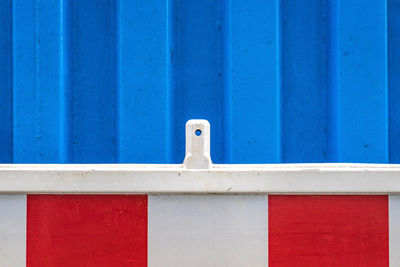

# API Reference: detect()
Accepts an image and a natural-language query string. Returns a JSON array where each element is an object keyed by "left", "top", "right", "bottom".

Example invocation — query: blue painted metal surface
[{"left": 0, "top": 0, "right": 397, "bottom": 164}]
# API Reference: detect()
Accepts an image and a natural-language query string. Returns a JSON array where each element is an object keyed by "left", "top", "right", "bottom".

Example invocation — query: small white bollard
[{"left": 183, "top": 120, "right": 212, "bottom": 169}]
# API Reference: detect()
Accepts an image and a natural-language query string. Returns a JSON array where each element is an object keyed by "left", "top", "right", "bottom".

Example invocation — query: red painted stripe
[
  {"left": 27, "top": 195, "right": 147, "bottom": 267},
  {"left": 269, "top": 195, "right": 388, "bottom": 267}
]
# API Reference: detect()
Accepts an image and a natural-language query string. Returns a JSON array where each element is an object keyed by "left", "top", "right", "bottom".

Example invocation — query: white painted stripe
[
  {"left": 148, "top": 195, "right": 268, "bottom": 267},
  {"left": 0, "top": 195, "right": 26, "bottom": 266},
  {"left": 390, "top": 195, "right": 400, "bottom": 266}
]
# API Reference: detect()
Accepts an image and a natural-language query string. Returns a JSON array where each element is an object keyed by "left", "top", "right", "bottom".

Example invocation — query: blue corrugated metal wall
[{"left": 0, "top": 0, "right": 398, "bottom": 164}]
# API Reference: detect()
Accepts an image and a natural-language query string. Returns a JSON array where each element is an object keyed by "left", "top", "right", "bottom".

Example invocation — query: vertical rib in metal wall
[
  {"left": 69, "top": 0, "right": 116, "bottom": 163},
  {"left": 12, "top": 0, "right": 65, "bottom": 163},
  {"left": 389, "top": 0, "right": 400, "bottom": 163},
  {"left": 224, "top": 0, "right": 281, "bottom": 163},
  {"left": 117, "top": 0, "right": 171, "bottom": 163},
  {"left": 332, "top": 0, "right": 388, "bottom": 163},
  {"left": 280, "top": 0, "right": 328, "bottom": 163},
  {"left": 0, "top": 0, "right": 12, "bottom": 163}
]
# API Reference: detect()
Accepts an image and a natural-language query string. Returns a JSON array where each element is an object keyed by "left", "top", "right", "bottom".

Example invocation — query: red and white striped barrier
[{"left": 0, "top": 194, "right": 396, "bottom": 266}]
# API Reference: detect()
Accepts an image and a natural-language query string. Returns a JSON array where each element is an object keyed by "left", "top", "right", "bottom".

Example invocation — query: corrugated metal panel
[{"left": 0, "top": 0, "right": 397, "bottom": 164}]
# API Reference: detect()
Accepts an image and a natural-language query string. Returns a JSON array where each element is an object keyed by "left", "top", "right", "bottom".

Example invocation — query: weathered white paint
[
  {"left": 0, "top": 164, "right": 399, "bottom": 194},
  {"left": 148, "top": 195, "right": 268, "bottom": 267},
  {"left": 0, "top": 195, "right": 26, "bottom": 266},
  {"left": 390, "top": 195, "right": 400, "bottom": 266}
]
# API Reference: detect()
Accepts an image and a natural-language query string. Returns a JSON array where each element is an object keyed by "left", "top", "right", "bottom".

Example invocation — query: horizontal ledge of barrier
[{"left": 0, "top": 163, "right": 399, "bottom": 194}]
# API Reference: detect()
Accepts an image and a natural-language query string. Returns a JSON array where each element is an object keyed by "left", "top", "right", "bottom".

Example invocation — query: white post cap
[{"left": 183, "top": 120, "right": 212, "bottom": 169}]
